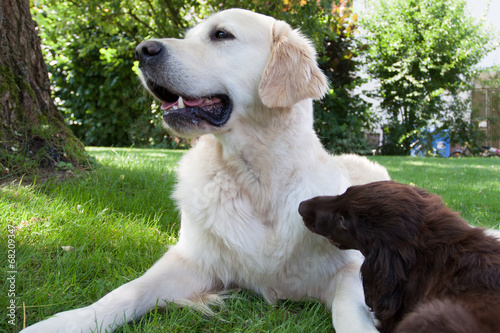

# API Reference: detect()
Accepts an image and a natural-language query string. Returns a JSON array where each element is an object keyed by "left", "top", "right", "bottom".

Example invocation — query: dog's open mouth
[{"left": 147, "top": 80, "right": 232, "bottom": 127}]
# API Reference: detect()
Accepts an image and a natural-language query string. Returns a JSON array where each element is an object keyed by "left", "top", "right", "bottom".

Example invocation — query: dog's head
[
  {"left": 135, "top": 9, "right": 328, "bottom": 137},
  {"left": 298, "top": 181, "right": 431, "bottom": 255}
]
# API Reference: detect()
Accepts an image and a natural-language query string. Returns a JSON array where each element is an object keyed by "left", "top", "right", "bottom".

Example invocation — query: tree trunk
[{"left": 0, "top": 0, "right": 87, "bottom": 177}]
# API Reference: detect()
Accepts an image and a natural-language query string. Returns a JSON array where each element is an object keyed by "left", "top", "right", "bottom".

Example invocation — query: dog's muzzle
[{"left": 135, "top": 40, "right": 232, "bottom": 132}]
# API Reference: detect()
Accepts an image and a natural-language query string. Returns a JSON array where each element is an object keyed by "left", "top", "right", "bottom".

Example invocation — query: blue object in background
[{"left": 411, "top": 130, "right": 450, "bottom": 157}]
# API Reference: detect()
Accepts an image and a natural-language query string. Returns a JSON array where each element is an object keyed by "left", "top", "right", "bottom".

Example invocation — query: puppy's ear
[{"left": 259, "top": 20, "right": 329, "bottom": 108}]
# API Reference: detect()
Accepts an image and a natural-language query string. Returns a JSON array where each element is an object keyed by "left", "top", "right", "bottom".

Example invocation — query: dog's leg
[
  {"left": 21, "top": 247, "right": 216, "bottom": 333},
  {"left": 330, "top": 255, "right": 379, "bottom": 333}
]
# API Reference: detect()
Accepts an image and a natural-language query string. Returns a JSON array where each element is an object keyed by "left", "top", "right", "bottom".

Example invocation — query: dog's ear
[{"left": 259, "top": 20, "right": 329, "bottom": 108}]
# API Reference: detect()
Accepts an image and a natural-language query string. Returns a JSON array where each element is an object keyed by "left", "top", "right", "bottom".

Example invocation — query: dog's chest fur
[{"left": 171, "top": 134, "right": 353, "bottom": 302}]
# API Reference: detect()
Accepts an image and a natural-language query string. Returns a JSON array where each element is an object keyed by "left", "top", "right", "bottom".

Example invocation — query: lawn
[{"left": 1, "top": 148, "right": 499, "bottom": 332}]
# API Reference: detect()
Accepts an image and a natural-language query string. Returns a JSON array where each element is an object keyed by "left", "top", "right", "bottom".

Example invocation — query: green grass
[{"left": 1, "top": 149, "right": 499, "bottom": 332}]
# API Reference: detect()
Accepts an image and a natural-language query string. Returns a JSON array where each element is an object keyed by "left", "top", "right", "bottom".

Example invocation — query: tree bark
[{"left": 0, "top": 0, "right": 87, "bottom": 176}]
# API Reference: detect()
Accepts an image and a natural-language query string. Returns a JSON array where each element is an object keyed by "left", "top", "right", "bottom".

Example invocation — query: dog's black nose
[{"left": 135, "top": 41, "right": 164, "bottom": 63}]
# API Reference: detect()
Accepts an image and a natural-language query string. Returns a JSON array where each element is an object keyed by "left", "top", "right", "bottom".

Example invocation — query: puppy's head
[
  {"left": 299, "top": 181, "right": 429, "bottom": 255},
  {"left": 299, "top": 194, "right": 364, "bottom": 251},
  {"left": 135, "top": 9, "right": 328, "bottom": 138}
]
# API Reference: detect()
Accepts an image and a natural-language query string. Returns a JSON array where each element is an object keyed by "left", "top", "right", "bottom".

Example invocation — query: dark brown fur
[{"left": 299, "top": 181, "right": 500, "bottom": 333}]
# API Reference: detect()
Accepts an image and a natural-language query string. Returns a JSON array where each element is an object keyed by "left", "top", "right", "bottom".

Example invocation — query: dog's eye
[{"left": 212, "top": 30, "right": 235, "bottom": 41}]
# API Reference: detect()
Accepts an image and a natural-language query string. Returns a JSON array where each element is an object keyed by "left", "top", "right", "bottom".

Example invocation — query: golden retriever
[{"left": 22, "top": 9, "right": 389, "bottom": 333}]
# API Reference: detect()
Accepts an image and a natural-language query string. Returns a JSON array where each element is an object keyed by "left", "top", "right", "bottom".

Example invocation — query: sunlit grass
[{"left": 1, "top": 149, "right": 498, "bottom": 332}]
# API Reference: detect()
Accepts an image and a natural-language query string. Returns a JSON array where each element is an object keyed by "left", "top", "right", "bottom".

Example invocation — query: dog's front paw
[{"left": 21, "top": 307, "right": 102, "bottom": 333}]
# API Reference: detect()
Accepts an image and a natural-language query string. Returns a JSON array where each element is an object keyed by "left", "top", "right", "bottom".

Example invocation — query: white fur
[{"left": 22, "top": 9, "right": 390, "bottom": 333}]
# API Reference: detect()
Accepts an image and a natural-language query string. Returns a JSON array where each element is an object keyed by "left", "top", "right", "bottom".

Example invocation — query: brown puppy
[{"left": 299, "top": 180, "right": 500, "bottom": 333}]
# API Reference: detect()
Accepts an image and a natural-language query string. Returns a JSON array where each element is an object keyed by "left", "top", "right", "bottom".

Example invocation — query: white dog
[{"left": 22, "top": 9, "right": 389, "bottom": 333}]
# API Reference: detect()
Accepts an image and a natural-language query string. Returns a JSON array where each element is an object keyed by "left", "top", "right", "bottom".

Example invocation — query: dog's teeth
[
  {"left": 172, "top": 105, "right": 179, "bottom": 110},
  {"left": 178, "top": 97, "right": 185, "bottom": 109}
]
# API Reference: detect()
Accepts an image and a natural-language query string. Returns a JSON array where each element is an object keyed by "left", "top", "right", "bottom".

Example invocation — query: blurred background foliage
[{"left": 31, "top": 0, "right": 498, "bottom": 154}]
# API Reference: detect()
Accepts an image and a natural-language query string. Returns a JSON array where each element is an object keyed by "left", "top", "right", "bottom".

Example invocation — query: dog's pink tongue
[
  {"left": 184, "top": 98, "right": 205, "bottom": 107},
  {"left": 161, "top": 97, "right": 223, "bottom": 111},
  {"left": 161, "top": 101, "right": 177, "bottom": 110}
]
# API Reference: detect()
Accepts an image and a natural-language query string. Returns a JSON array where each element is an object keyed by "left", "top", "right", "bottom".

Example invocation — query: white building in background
[
  {"left": 464, "top": 0, "right": 499, "bottom": 148},
  {"left": 472, "top": 73, "right": 500, "bottom": 148}
]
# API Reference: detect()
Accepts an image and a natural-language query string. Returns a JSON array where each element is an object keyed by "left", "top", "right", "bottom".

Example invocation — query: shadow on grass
[{"left": 0, "top": 148, "right": 186, "bottom": 332}]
